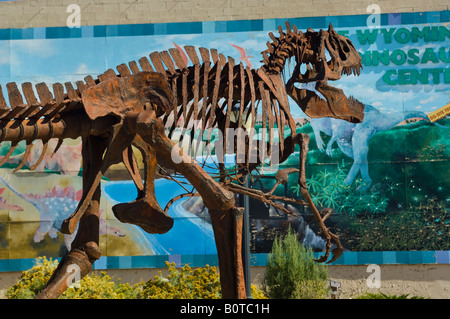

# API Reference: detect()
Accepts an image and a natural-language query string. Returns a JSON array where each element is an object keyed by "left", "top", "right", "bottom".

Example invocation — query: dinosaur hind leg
[
  {"left": 112, "top": 136, "right": 174, "bottom": 234},
  {"left": 133, "top": 112, "right": 246, "bottom": 298},
  {"left": 296, "top": 133, "right": 343, "bottom": 264},
  {"left": 36, "top": 136, "right": 105, "bottom": 299}
]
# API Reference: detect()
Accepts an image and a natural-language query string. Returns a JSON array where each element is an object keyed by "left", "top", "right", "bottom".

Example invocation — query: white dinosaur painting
[{"left": 309, "top": 105, "right": 442, "bottom": 191}]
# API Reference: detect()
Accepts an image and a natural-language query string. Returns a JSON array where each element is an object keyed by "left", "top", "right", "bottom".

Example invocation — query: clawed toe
[
  {"left": 326, "top": 247, "right": 343, "bottom": 264},
  {"left": 314, "top": 254, "right": 329, "bottom": 263}
]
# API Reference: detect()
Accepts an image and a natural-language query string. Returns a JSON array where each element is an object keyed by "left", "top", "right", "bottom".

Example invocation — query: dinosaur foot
[
  {"left": 314, "top": 229, "right": 343, "bottom": 264},
  {"left": 35, "top": 241, "right": 101, "bottom": 299},
  {"left": 113, "top": 198, "right": 174, "bottom": 234},
  {"left": 328, "top": 247, "right": 343, "bottom": 264}
]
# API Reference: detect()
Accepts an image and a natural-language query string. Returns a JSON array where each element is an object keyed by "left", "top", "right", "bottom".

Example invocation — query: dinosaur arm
[{"left": 326, "top": 135, "right": 336, "bottom": 156}]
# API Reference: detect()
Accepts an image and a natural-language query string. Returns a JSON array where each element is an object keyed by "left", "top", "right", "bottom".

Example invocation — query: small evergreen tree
[{"left": 262, "top": 227, "right": 329, "bottom": 299}]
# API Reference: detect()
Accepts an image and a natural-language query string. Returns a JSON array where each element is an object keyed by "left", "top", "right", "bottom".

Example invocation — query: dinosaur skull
[
  {"left": 286, "top": 24, "right": 364, "bottom": 123},
  {"left": 323, "top": 25, "right": 362, "bottom": 79},
  {"left": 289, "top": 24, "right": 362, "bottom": 83}
]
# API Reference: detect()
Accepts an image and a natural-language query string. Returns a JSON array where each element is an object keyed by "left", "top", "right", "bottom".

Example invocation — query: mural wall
[{"left": 0, "top": 11, "right": 448, "bottom": 270}]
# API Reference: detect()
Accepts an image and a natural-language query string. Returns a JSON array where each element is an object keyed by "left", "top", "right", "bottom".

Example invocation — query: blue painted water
[
  {"left": 103, "top": 154, "right": 269, "bottom": 255},
  {"left": 104, "top": 178, "right": 218, "bottom": 255}
]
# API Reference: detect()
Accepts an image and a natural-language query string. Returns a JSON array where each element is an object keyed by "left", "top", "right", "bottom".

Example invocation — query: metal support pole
[{"left": 242, "top": 177, "right": 252, "bottom": 299}]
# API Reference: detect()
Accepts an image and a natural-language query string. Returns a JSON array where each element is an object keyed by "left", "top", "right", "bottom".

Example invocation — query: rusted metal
[{"left": 0, "top": 22, "right": 364, "bottom": 299}]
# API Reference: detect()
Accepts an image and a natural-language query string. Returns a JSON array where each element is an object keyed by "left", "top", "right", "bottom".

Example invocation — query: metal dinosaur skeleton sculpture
[{"left": 0, "top": 22, "right": 363, "bottom": 299}]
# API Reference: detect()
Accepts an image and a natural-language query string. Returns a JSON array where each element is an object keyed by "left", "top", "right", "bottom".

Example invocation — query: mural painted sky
[
  {"left": 0, "top": 14, "right": 449, "bottom": 267},
  {"left": 0, "top": 23, "right": 448, "bottom": 116}
]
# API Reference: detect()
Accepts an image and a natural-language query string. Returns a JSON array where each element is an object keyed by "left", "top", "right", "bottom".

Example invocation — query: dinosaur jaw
[{"left": 286, "top": 79, "right": 364, "bottom": 123}]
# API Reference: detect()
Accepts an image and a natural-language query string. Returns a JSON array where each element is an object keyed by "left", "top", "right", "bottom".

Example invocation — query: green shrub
[{"left": 262, "top": 227, "right": 329, "bottom": 299}]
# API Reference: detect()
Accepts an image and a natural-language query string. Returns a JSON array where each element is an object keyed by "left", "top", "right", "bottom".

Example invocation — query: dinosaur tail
[
  {"left": 432, "top": 122, "right": 450, "bottom": 129},
  {"left": 405, "top": 111, "right": 450, "bottom": 129},
  {"left": 0, "top": 170, "right": 29, "bottom": 203},
  {"left": 0, "top": 81, "right": 83, "bottom": 172}
]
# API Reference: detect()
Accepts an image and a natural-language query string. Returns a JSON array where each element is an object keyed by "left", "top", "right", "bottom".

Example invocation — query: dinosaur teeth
[{"left": 340, "top": 65, "right": 362, "bottom": 76}]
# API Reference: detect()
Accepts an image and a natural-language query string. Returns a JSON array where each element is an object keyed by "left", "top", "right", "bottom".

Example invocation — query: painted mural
[{"left": 0, "top": 12, "right": 448, "bottom": 267}]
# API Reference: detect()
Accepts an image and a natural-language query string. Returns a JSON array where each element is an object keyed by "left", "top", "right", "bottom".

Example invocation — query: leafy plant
[{"left": 262, "top": 227, "right": 329, "bottom": 299}]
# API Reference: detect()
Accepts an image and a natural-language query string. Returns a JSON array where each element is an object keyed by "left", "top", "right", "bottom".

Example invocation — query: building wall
[
  {"left": 0, "top": 0, "right": 448, "bottom": 29},
  {"left": 0, "top": 1, "right": 449, "bottom": 298}
]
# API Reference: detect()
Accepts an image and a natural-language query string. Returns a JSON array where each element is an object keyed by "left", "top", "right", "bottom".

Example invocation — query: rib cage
[
  {"left": 0, "top": 43, "right": 296, "bottom": 176},
  {"left": 150, "top": 45, "right": 297, "bottom": 175}
]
